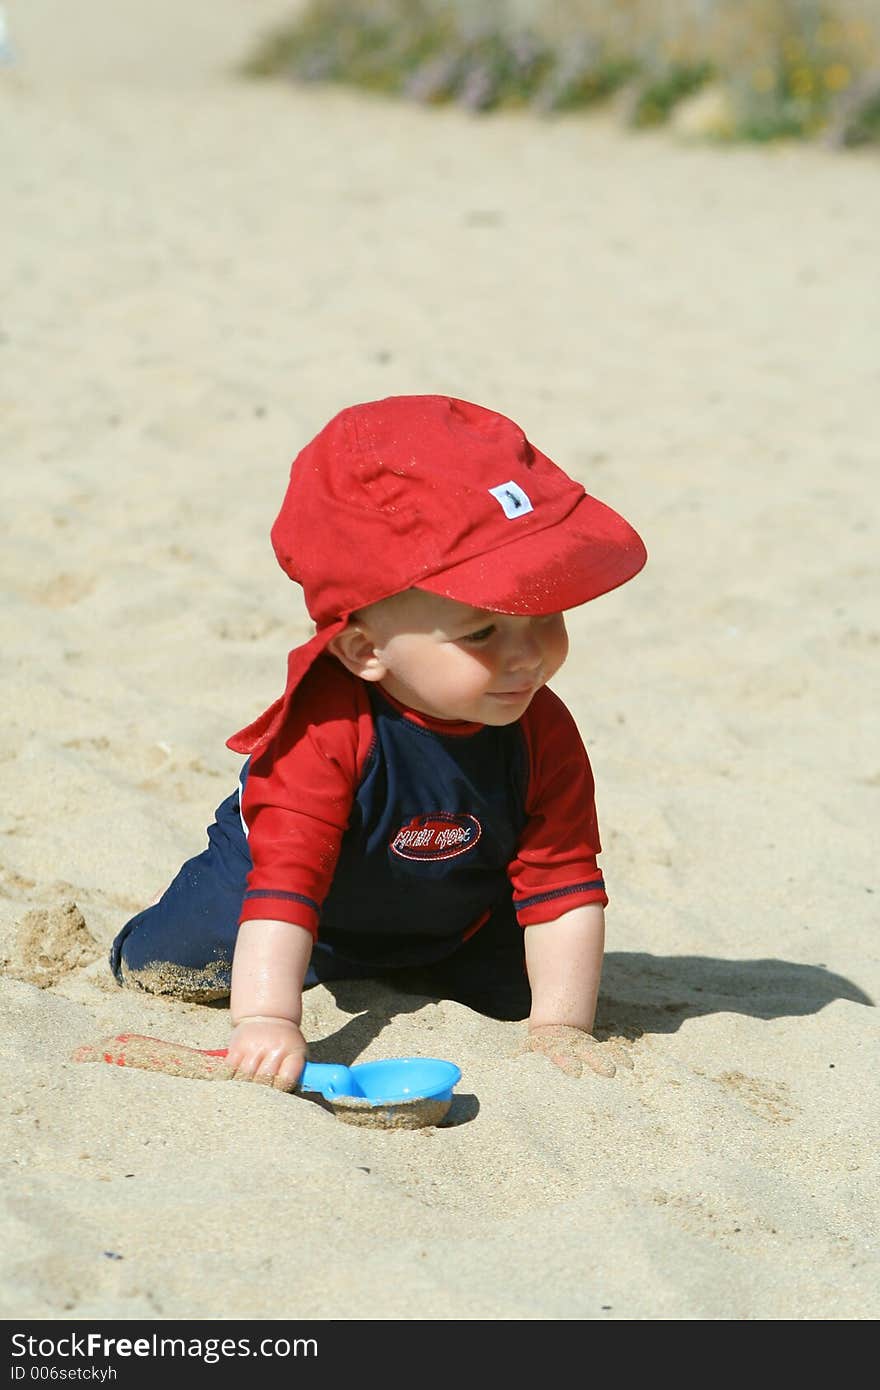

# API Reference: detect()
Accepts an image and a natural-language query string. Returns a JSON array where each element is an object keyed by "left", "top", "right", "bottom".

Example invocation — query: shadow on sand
[{"left": 306, "top": 951, "right": 873, "bottom": 1061}]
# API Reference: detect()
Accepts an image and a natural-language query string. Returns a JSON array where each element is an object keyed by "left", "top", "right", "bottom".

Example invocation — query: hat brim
[{"left": 416, "top": 491, "right": 647, "bottom": 616}]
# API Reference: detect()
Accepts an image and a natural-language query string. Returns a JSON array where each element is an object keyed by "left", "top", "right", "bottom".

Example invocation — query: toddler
[{"left": 110, "top": 395, "right": 647, "bottom": 1088}]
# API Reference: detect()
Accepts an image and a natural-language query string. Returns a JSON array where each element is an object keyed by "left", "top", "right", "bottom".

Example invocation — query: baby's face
[{"left": 351, "top": 589, "right": 569, "bottom": 726}]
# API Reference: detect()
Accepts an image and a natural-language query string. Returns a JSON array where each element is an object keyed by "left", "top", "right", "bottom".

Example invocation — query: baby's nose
[{"left": 506, "top": 629, "right": 543, "bottom": 671}]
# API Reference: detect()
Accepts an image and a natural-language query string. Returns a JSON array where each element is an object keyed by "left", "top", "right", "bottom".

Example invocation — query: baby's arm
[
  {"left": 523, "top": 903, "right": 631, "bottom": 1077},
  {"left": 226, "top": 919, "right": 313, "bottom": 1091}
]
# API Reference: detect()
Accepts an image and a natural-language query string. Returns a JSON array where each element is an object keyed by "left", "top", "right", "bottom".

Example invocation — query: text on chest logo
[{"left": 390, "top": 812, "right": 483, "bottom": 861}]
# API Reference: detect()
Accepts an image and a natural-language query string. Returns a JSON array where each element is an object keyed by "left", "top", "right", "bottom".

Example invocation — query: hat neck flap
[{"left": 225, "top": 618, "right": 348, "bottom": 757}]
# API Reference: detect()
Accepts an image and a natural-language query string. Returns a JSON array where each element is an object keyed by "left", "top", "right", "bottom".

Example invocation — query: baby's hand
[
  {"left": 226, "top": 1017, "right": 308, "bottom": 1093},
  {"left": 521, "top": 1024, "right": 634, "bottom": 1079}
]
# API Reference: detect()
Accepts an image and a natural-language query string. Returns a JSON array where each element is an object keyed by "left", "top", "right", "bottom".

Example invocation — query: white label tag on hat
[{"left": 489, "top": 481, "right": 533, "bottom": 519}]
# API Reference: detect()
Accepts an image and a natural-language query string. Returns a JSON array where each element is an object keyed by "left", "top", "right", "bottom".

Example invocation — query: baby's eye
[{"left": 461, "top": 625, "right": 496, "bottom": 645}]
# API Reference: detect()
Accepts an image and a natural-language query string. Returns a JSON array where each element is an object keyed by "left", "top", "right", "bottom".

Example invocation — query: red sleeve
[
  {"left": 238, "top": 658, "right": 375, "bottom": 937},
  {"left": 508, "top": 686, "right": 608, "bottom": 927}
]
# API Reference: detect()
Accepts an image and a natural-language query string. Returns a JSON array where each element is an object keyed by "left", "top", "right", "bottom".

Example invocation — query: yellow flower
[
  {"left": 789, "top": 67, "right": 815, "bottom": 97},
  {"left": 824, "top": 63, "right": 851, "bottom": 92},
  {"left": 752, "top": 66, "right": 775, "bottom": 92}
]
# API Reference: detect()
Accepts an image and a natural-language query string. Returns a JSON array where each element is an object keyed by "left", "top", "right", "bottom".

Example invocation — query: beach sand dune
[{"left": 1, "top": 0, "right": 878, "bottom": 1320}]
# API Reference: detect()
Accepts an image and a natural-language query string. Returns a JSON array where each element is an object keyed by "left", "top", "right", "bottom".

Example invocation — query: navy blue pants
[{"left": 110, "top": 789, "right": 531, "bottom": 1021}]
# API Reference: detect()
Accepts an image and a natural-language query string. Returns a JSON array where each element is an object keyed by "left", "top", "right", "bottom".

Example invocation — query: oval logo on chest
[{"left": 390, "top": 812, "right": 482, "bottom": 862}]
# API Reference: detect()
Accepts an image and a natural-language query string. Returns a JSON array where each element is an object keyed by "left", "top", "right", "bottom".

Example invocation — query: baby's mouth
[{"left": 488, "top": 683, "right": 538, "bottom": 700}]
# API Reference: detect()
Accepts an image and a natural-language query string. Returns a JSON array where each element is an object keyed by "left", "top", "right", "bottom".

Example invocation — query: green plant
[
  {"left": 239, "top": 0, "right": 880, "bottom": 145},
  {"left": 628, "top": 62, "right": 715, "bottom": 127}
]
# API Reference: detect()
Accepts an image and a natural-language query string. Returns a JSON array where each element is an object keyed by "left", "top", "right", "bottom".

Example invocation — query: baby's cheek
[{"left": 543, "top": 635, "right": 567, "bottom": 677}]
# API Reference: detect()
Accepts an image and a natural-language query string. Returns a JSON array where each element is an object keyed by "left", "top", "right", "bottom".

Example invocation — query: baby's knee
[
  {"left": 114, "top": 952, "right": 231, "bottom": 1003},
  {"left": 109, "top": 884, "right": 237, "bottom": 1002},
  {"left": 109, "top": 912, "right": 232, "bottom": 1003}
]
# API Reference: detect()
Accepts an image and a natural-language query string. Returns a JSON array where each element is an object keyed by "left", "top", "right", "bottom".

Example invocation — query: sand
[{"left": 1, "top": 0, "right": 878, "bottom": 1322}]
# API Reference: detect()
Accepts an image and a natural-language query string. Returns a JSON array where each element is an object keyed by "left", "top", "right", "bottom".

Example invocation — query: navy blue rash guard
[{"left": 238, "top": 657, "right": 607, "bottom": 969}]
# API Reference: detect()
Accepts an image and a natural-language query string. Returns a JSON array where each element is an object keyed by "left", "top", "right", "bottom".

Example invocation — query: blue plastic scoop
[{"left": 299, "top": 1056, "right": 461, "bottom": 1106}]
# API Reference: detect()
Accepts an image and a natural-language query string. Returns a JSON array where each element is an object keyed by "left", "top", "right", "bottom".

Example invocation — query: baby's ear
[{"left": 328, "top": 623, "right": 387, "bottom": 682}]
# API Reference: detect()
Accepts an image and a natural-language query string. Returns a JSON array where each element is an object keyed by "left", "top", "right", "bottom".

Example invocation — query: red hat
[{"left": 228, "top": 394, "right": 646, "bottom": 754}]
